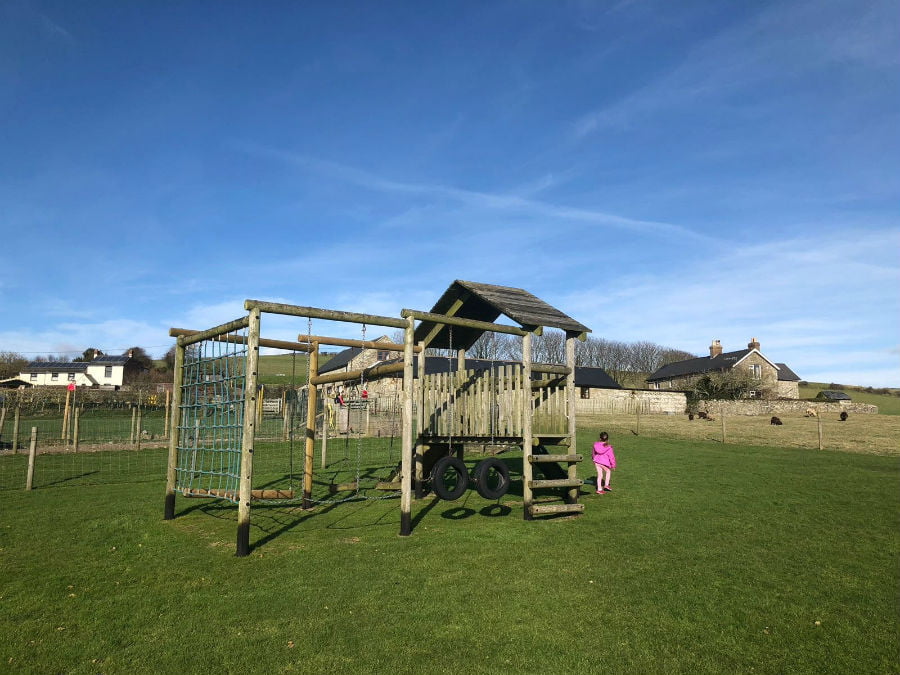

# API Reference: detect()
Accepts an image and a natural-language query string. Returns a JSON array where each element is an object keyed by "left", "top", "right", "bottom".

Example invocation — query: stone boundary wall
[
  {"left": 576, "top": 389, "right": 687, "bottom": 415},
  {"left": 699, "top": 399, "right": 878, "bottom": 416}
]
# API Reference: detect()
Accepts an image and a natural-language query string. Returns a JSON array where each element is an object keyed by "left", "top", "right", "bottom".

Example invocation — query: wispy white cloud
[
  {"left": 573, "top": 0, "right": 900, "bottom": 138},
  {"left": 233, "top": 142, "right": 716, "bottom": 244}
]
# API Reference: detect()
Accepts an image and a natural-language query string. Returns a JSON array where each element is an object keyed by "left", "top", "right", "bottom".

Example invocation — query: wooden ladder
[{"left": 527, "top": 450, "right": 585, "bottom": 516}]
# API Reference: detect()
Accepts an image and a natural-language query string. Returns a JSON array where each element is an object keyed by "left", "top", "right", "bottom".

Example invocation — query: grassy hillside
[{"left": 799, "top": 382, "right": 900, "bottom": 415}]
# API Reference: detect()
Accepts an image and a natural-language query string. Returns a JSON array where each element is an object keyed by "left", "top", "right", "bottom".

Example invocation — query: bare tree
[{"left": 0, "top": 351, "right": 28, "bottom": 379}]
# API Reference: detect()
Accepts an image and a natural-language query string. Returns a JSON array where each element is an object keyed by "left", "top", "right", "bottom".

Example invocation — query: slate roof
[
  {"left": 817, "top": 390, "right": 851, "bottom": 401},
  {"left": 775, "top": 363, "right": 801, "bottom": 381},
  {"left": 414, "top": 280, "right": 591, "bottom": 350},
  {"left": 646, "top": 349, "right": 749, "bottom": 382},
  {"left": 24, "top": 361, "right": 89, "bottom": 372},
  {"left": 647, "top": 349, "right": 801, "bottom": 383},
  {"left": 23, "top": 354, "right": 131, "bottom": 372}
]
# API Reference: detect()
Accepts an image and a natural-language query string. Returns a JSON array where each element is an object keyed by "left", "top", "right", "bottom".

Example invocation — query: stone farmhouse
[
  {"left": 646, "top": 338, "right": 801, "bottom": 399},
  {"left": 13, "top": 353, "right": 142, "bottom": 390}
]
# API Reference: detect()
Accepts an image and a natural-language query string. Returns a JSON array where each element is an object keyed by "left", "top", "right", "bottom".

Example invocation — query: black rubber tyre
[
  {"left": 473, "top": 457, "right": 511, "bottom": 500},
  {"left": 431, "top": 456, "right": 469, "bottom": 501}
]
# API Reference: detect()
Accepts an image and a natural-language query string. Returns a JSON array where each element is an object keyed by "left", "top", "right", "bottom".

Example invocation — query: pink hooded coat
[{"left": 592, "top": 441, "right": 617, "bottom": 470}]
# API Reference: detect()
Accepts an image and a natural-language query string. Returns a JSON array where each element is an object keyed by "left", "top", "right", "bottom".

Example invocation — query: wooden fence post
[
  {"left": 25, "top": 427, "right": 38, "bottom": 491},
  {"left": 130, "top": 406, "right": 137, "bottom": 446},
  {"left": 721, "top": 404, "right": 727, "bottom": 444},
  {"left": 0, "top": 406, "right": 6, "bottom": 447},
  {"left": 73, "top": 408, "right": 80, "bottom": 453},
  {"left": 62, "top": 389, "right": 71, "bottom": 441},
  {"left": 136, "top": 408, "right": 143, "bottom": 452},
  {"left": 12, "top": 406, "right": 20, "bottom": 453},
  {"left": 817, "top": 405, "right": 823, "bottom": 450}
]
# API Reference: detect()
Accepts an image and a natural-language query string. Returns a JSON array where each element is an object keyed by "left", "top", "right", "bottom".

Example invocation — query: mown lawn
[{"left": 1, "top": 432, "right": 898, "bottom": 675}]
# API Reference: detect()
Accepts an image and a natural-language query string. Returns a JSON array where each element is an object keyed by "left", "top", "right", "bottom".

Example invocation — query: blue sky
[{"left": 1, "top": 0, "right": 898, "bottom": 386}]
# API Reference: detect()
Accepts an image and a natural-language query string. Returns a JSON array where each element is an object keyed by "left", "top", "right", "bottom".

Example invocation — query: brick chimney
[
  {"left": 709, "top": 339, "right": 722, "bottom": 357},
  {"left": 748, "top": 337, "right": 760, "bottom": 351}
]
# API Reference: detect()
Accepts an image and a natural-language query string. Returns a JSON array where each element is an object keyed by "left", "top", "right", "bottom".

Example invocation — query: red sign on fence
[{"left": 67, "top": 382, "right": 76, "bottom": 391}]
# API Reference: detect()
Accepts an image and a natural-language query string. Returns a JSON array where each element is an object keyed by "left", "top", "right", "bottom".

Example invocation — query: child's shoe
[{"left": 603, "top": 486, "right": 612, "bottom": 492}]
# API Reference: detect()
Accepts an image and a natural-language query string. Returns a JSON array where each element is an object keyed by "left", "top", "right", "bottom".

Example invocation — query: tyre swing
[
  {"left": 431, "top": 455, "right": 469, "bottom": 500},
  {"left": 473, "top": 457, "right": 510, "bottom": 500}
]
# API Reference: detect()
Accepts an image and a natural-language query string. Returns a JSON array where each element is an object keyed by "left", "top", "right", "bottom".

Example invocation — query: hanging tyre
[
  {"left": 473, "top": 457, "right": 511, "bottom": 500},
  {"left": 431, "top": 456, "right": 469, "bottom": 501}
]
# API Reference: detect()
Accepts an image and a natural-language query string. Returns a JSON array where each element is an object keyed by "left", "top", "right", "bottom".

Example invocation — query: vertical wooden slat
[{"left": 565, "top": 334, "right": 578, "bottom": 503}]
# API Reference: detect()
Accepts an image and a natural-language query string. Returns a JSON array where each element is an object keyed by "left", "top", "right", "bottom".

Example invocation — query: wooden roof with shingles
[{"left": 414, "top": 280, "right": 591, "bottom": 350}]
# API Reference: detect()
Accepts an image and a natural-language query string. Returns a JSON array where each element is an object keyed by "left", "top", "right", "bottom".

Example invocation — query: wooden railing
[{"left": 420, "top": 366, "right": 567, "bottom": 438}]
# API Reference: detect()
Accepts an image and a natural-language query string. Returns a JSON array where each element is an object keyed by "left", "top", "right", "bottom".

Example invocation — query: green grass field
[{"left": 1, "top": 429, "right": 898, "bottom": 675}]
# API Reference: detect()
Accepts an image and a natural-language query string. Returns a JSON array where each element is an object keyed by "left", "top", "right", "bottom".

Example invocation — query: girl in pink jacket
[{"left": 592, "top": 432, "right": 616, "bottom": 494}]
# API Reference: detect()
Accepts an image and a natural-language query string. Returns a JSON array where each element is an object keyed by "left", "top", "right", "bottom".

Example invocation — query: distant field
[
  {"left": 581, "top": 410, "right": 900, "bottom": 456},
  {"left": 255, "top": 353, "right": 336, "bottom": 386},
  {"left": 799, "top": 382, "right": 900, "bottom": 415}
]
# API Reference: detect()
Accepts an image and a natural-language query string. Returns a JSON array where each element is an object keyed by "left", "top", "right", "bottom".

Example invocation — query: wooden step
[
  {"left": 529, "top": 503, "right": 585, "bottom": 516},
  {"left": 529, "top": 453, "right": 582, "bottom": 464},
  {"left": 528, "top": 478, "right": 583, "bottom": 489}
]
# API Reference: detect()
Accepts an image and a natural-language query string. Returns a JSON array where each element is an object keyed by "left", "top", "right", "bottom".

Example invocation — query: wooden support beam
[
  {"left": 400, "top": 309, "right": 534, "bottom": 337},
  {"left": 170, "top": 328, "right": 313, "bottom": 353},
  {"left": 310, "top": 361, "right": 405, "bottom": 386},
  {"left": 244, "top": 300, "right": 408, "bottom": 329},
  {"left": 530, "top": 363, "right": 572, "bottom": 375},
  {"left": 295, "top": 334, "right": 421, "bottom": 352},
  {"left": 173, "top": 317, "right": 251, "bottom": 347}
]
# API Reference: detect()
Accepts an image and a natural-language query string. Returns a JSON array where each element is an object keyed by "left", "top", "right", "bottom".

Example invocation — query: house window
[
  {"left": 105, "top": 366, "right": 113, "bottom": 378},
  {"left": 580, "top": 387, "right": 591, "bottom": 399},
  {"left": 377, "top": 350, "right": 391, "bottom": 362},
  {"left": 749, "top": 364, "right": 762, "bottom": 379},
  {"left": 30, "top": 373, "right": 38, "bottom": 381},
  {"left": 51, "top": 372, "right": 59, "bottom": 381},
  {"left": 67, "top": 373, "right": 76, "bottom": 381},
  {"left": 748, "top": 390, "right": 758, "bottom": 398}
]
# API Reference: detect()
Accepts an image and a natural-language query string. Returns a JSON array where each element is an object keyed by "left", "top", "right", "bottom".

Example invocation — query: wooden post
[
  {"left": 0, "top": 406, "right": 6, "bottom": 447},
  {"left": 522, "top": 332, "right": 534, "bottom": 520},
  {"left": 12, "top": 406, "right": 20, "bottom": 453},
  {"left": 25, "top": 427, "right": 38, "bottom": 491},
  {"left": 565, "top": 333, "right": 578, "bottom": 504},
  {"left": 73, "top": 408, "right": 80, "bottom": 453},
  {"left": 635, "top": 394, "right": 641, "bottom": 436},
  {"left": 721, "top": 404, "right": 727, "bottom": 444},
  {"left": 817, "top": 404, "right": 823, "bottom": 450},
  {"left": 136, "top": 408, "right": 143, "bottom": 452},
  {"left": 130, "top": 406, "right": 137, "bottom": 446},
  {"left": 303, "top": 345, "right": 319, "bottom": 509},
  {"left": 163, "top": 389, "right": 170, "bottom": 440},
  {"left": 62, "top": 389, "right": 71, "bottom": 441},
  {"left": 237, "top": 307, "right": 261, "bottom": 557},
  {"left": 400, "top": 315, "right": 415, "bottom": 536},
  {"left": 164, "top": 342, "right": 185, "bottom": 520}
]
